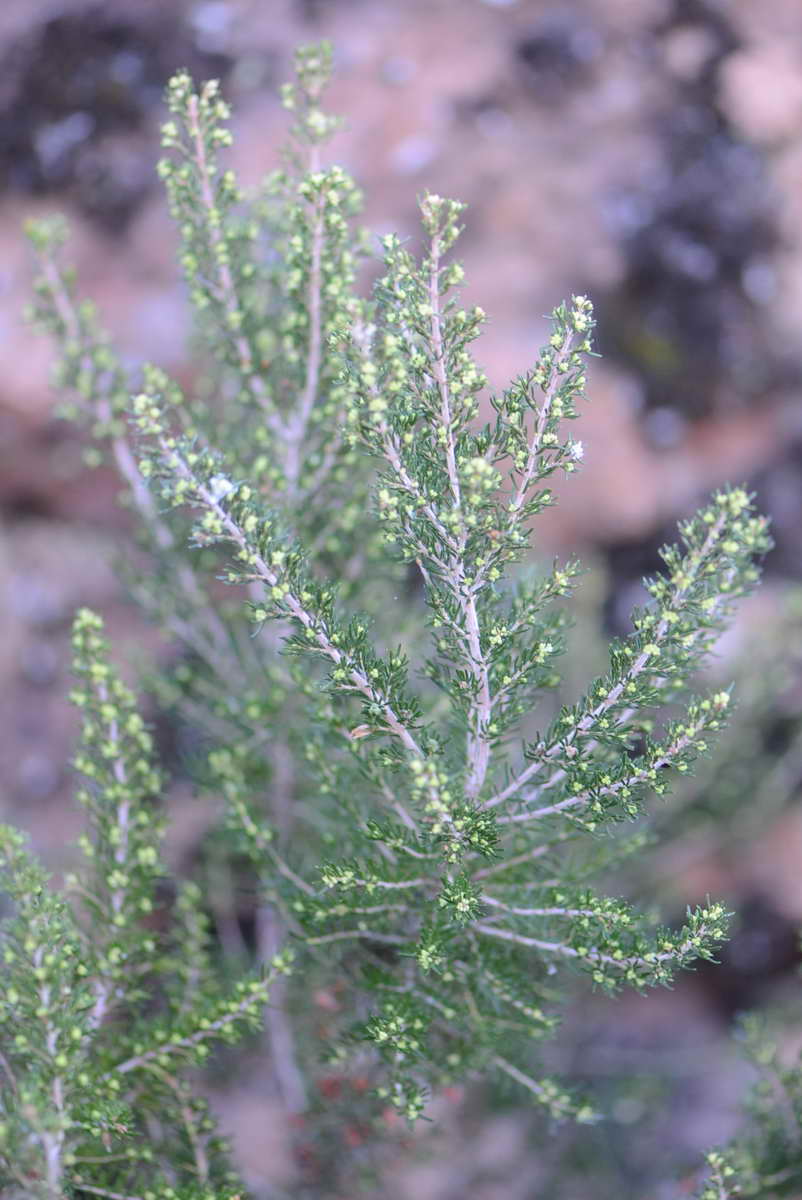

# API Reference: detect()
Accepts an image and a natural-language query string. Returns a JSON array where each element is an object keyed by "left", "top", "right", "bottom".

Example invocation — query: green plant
[
  {"left": 0, "top": 609, "right": 290, "bottom": 1198},
  {"left": 696, "top": 1007, "right": 802, "bottom": 1199},
  {"left": 13, "top": 40, "right": 772, "bottom": 1192}
]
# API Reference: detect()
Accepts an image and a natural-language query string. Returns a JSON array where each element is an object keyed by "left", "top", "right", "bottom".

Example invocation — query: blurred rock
[
  {"left": 719, "top": 43, "right": 802, "bottom": 146},
  {"left": 0, "top": 0, "right": 233, "bottom": 233},
  {"left": 662, "top": 22, "right": 719, "bottom": 80}
]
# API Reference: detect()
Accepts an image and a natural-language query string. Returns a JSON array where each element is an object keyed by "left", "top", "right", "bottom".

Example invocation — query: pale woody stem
[
  {"left": 471, "top": 327, "right": 577, "bottom": 598},
  {"left": 39, "top": 256, "right": 237, "bottom": 683},
  {"left": 36, "top": 965, "right": 66, "bottom": 1198},
  {"left": 474, "top": 921, "right": 715, "bottom": 969},
  {"left": 428, "top": 235, "right": 462, "bottom": 513},
  {"left": 484, "top": 509, "right": 728, "bottom": 811},
  {"left": 336, "top": 876, "right": 425, "bottom": 890},
  {"left": 492, "top": 1054, "right": 549, "bottom": 1100},
  {"left": 306, "top": 929, "right": 407, "bottom": 946},
  {"left": 166, "top": 446, "right": 447, "bottom": 823},
  {"left": 164, "top": 443, "right": 432, "bottom": 765},
  {"left": 284, "top": 193, "right": 325, "bottom": 494},
  {"left": 480, "top": 897, "right": 618, "bottom": 920},
  {"left": 511, "top": 332, "right": 577, "bottom": 513},
  {"left": 496, "top": 721, "right": 704, "bottom": 826},
  {"left": 148, "top": 1064, "right": 211, "bottom": 1184},
  {"left": 110, "top": 981, "right": 272, "bottom": 1077},
  {"left": 375, "top": 414, "right": 459, "bottom": 556},
  {"left": 256, "top": 905, "right": 306, "bottom": 1114},
  {"left": 472, "top": 840, "right": 560, "bottom": 881},
  {"left": 428, "top": 235, "right": 491, "bottom": 800},
  {"left": 70, "top": 1185, "right": 144, "bottom": 1200},
  {"left": 86, "top": 679, "right": 132, "bottom": 1031},
  {"left": 489, "top": 1056, "right": 545, "bottom": 1094},
  {"left": 186, "top": 94, "right": 282, "bottom": 436},
  {"left": 463, "top": 593, "right": 491, "bottom": 800},
  {"left": 39, "top": 257, "right": 169, "bottom": 548},
  {"left": 464, "top": 328, "right": 577, "bottom": 793}
]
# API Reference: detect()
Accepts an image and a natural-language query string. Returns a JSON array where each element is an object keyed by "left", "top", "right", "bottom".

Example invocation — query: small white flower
[
  {"left": 209, "top": 474, "right": 235, "bottom": 502},
  {"left": 569, "top": 440, "right": 584, "bottom": 461}
]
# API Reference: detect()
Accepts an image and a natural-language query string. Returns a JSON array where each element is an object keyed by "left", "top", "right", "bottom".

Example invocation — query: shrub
[
  {"left": 698, "top": 1006, "right": 802, "bottom": 1199},
  {"left": 8, "top": 41, "right": 772, "bottom": 1197},
  {"left": 0, "top": 609, "right": 289, "bottom": 1198}
]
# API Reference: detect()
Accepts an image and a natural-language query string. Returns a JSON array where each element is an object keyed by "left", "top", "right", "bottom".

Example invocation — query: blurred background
[{"left": 2, "top": 0, "right": 802, "bottom": 1196}]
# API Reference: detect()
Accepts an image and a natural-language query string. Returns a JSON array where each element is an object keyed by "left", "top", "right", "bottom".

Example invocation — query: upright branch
[
  {"left": 23, "top": 44, "right": 772, "bottom": 1139},
  {"left": 0, "top": 611, "right": 287, "bottom": 1199},
  {"left": 488, "top": 487, "right": 768, "bottom": 817},
  {"left": 26, "top": 223, "right": 246, "bottom": 706},
  {"left": 423, "top": 197, "right": 491, "bottom": 799},
  {"left": 160, "top": 74, "right": 279, "bottom": 430},
  {"left": 131, "top": 394, "right": 451, "bottom": 852}
]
